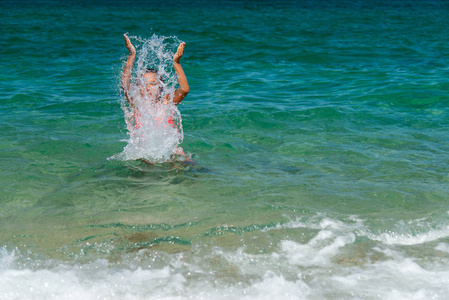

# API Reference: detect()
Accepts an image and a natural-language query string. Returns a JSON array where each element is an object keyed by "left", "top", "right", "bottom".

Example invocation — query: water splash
[{"left": 111, "top": 34, "right": 187, "bottom": 163}]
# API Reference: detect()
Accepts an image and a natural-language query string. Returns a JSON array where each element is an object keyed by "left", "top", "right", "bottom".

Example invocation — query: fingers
[
  {"left": 124, "top": 34, "right": 131, "bottom": 46},
  {"left": 124, "top": 34, "right": 136, "bottom": 55},
  {"left": 177, "top": 42, "right": 186, "bottom": 56},
  {"left": 179, "top": 42, "right": 185, "bottom": 51},
  {"left": 173, "top": 42, "right": 185, "bottom": 63}
]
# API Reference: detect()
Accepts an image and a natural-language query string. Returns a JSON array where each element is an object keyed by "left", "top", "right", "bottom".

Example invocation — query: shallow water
[{"left": 1, "top": 0, "right": 449, "bottom": 299}]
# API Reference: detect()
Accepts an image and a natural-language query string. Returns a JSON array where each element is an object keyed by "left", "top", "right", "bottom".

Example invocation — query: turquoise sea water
[{"left": 1, "top": 0, "right": 449, "bottom": 298}]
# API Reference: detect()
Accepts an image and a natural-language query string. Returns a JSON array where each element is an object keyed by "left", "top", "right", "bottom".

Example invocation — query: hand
[
  {"left": 124, "top": 34, "right": 136, "bottom": 55},
  {"left": 173, "top": 42, "right": 186, "bottom": 63}
]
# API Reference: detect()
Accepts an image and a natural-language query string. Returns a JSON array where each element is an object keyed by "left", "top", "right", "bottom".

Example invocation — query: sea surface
[{"left": 1, "top": 0, "right": 449, "bottom": 299}]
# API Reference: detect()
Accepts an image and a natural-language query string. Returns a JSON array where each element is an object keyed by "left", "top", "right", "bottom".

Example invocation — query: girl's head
[{"left": 137, "top": 68, "right": 164, "bottom": 100}]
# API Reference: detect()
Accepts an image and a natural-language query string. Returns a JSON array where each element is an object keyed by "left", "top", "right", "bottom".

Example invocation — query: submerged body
[{"left": 120, "top": 34, "right": 190, "bottom": 161}]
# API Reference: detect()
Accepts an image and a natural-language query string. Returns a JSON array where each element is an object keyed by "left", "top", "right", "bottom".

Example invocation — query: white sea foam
[
  {"left": 371, "top": 225, "right": 449, "bottom": 245},
  {"left": 273, "top": 213, "right": 449, "bottom": 246},
  {"left": 435, "top": 243, "right": 449, "bottom": 254},
  {"left": 359, "top": 215, "right": 449, "bottom": 246},
  {"left": 2, "top": 213, "right": 449, "bottom": 300}
]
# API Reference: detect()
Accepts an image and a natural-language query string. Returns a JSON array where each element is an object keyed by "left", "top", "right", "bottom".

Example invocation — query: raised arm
[
  {"left": 121, "top": 34, "right": 136, "bottom": 105},
  {"left": 171, "top": 42, "right": 189, "bottom": 105}
]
